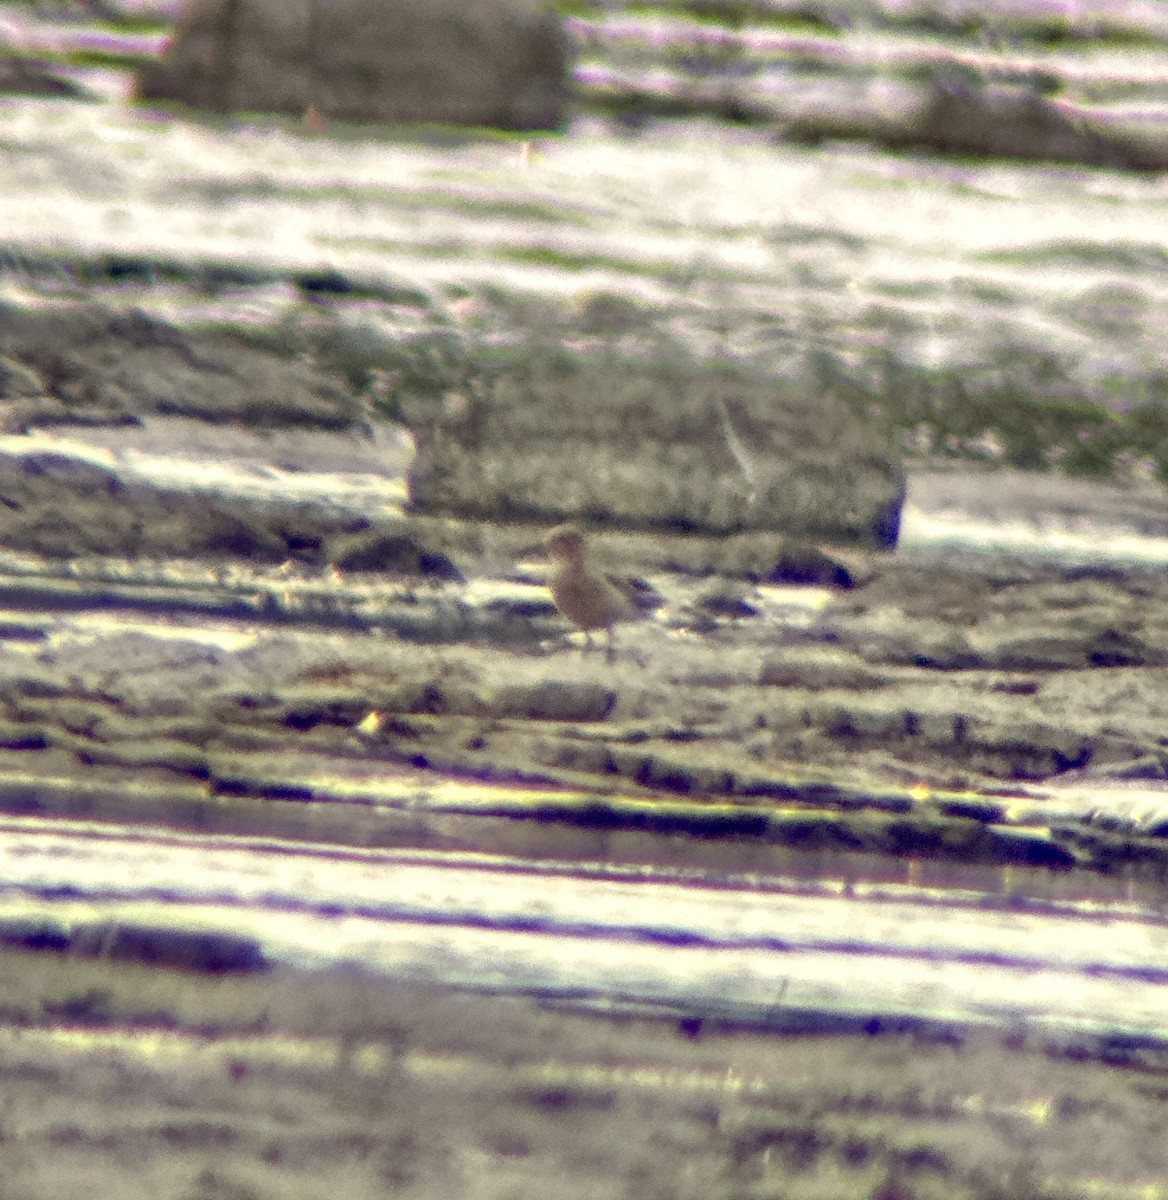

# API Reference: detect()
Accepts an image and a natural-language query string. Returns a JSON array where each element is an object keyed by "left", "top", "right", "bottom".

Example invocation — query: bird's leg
[
  {"left": 604, "top": 627, "right": 617, "bottom": 664},
  {"left": 583, "top": 631, "right": 595, "bottom": 655}
]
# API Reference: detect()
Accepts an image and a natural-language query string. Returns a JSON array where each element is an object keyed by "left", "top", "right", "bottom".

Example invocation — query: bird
[{"left": 544, "top": 524, "right": 658, "bottom": 662}]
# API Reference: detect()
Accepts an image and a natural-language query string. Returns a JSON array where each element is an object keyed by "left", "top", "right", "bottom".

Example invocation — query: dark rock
[
  {"left": 0, "top": 355, "right": 45, "bottom": 401},
  {"left": 377, "top": 680, "right": 482, "bottom": 717},
  {"left": 670, "top": 610, "right": 720, "bottom": 635},
  {"left": 785, "top": 74, "right": 1168, "bottom": 172},
  {"left": 1087, "top": 628, "right": 1148, "bottom": 668},
  {"left": 816, "top": 703, "right": 911, "bottom": 742},
  {"left": 985, "top": 827, "right": 1077, "bottom": 869},
  {"left": 484, "top": 593, "right": 558, "bottom": 619},
  {"left": 278, "top": 688, "right": 372, "bottom": 729},
  {"left": 0, "top": 56, "right": 93, "bottom": 100},
  {"left": 870, "top": 625, "right": 982, "bottom": 671},
  {"left": 135, "top": 0, "right": 569, "bottom": 131},
  {"left": 74, "top": 739, "right": 211, "bottom": 776},
  {"left": 631, "top": 756, "right": 711, "bottom": 795},
  {"left": 0, "top": 443, "right": 299, "bottom": 561},
  {"left": 0, "top": 621, "right": 46, "bottom": 642},
  {"left": 296, "top": 269, "right": 357, "bottom": 299},
  {"left": 0, "top": 917, "right": 71, "bottom": 953},
  {"left": 330, "top": 531, "right": 465, "bottom": 581},
  {"left": 908, "top": 639, "right": 984, "bottom": 671},
  {"left": 1140, "top": 815, "right": 1168, "bottom": 838},
  {"left": 72, "top": 921, "right": 269, "bottom": 972},
  {"left": 0, "top": 719, "right": 50, "bottom": 751},
  {"left": 766, "top": 810, "right": 864, "bottom": 851},
  {"left": 989, "top": 636, "right": 1091, "bottom": 671},
  {"left": 0, "top": 301, "right": 362, "bottom": 431},
  {"left": 966, "top": 720, "right": 1093, "bottom": 779},
  {"left": 928, "top": 797, "right": 1007, "bottom": 823},
  {"left": 890, "top": 78, "right": 1168, "bottom": 172},
  {"left": 991, "top": 679, "right": 1040, "bottom": 696},
  {"left": 987, "top": 627, "right": 1153, "bottom": 671},
  {"left": 762, "top": 543, "right": 855, "bottom": 589},
  {"left": 612, "top": 574, "right": 665, "bottom": 616},
  {"left": 210, "top": 772, "right": 315, "bottom": 801},
  {"left": 696, "top": 584, "right": 760, "bottom": 619}
]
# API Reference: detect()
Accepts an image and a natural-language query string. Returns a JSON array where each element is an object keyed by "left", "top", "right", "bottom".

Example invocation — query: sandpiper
[{"left": 544, "top": 524, "right": 657, "bottom": 662}]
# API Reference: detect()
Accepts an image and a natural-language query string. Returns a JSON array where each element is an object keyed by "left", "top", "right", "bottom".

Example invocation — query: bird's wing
[{"left": 606, "top": 573, "right": 664, "bottom": 616}]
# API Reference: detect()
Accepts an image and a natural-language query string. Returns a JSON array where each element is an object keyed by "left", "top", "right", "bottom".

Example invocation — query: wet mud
[
  {"left": 5, "top": 3, "right": 1168, "bottom": 1194},
  {"left": 4, "top": 349, "right": 1168, "bottom": 1195},
  {"left": 5, "top": 948, "right": 1168, "bottom": 1200}
]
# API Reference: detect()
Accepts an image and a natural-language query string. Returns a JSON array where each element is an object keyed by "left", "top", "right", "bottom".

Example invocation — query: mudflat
[
  {"left": 2, "top": 946, "right": 1167, "bottom": 1200},
  {"left": 4, "top": 3, "right": 1168, "bottom": 1196}
]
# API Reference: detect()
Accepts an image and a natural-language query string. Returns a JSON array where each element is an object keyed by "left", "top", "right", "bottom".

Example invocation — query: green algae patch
[{"left": 507, "top": 794, "right": 773, "bottom": 839}]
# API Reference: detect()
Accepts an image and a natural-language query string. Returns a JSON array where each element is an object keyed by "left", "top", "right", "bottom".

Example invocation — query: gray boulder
[
  {"left": 135, "top": 0, "right": 569, "bottom": 131},
  {"left": 893, "top": 78, "right": 1168, "bottom": 172},
  {"left": 783, "top": 74, "right": 1168, "bottom": 172},
  {"left": 405, "top": 350, "right": 906, "bottom": 548}
]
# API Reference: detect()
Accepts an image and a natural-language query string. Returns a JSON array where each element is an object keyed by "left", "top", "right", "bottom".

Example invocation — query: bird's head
[{"left": 545, "top": 524, "right": 587, "bottom": 562}]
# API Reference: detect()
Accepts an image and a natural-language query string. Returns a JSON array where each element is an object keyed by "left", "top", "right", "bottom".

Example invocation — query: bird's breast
[{"left": 549, "top": 565, "right": 630, "bottom": 630}]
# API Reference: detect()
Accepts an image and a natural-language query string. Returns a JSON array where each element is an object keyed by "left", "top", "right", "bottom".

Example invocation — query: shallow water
[
  {"left": 900, "top": 502, "right": 1168, "bottom": 566},
  {"left": 4, "top": 811, "right": 1168, "bottom": 1051},
  {"left": 1, "top": 55, "right": 1167, "bottom": 408}
]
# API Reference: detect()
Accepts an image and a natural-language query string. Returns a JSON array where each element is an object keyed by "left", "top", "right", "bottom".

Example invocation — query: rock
[
  {"left": 0, "top": 444, "right": 298, "bottom": 560},
  {"left": 784, "top": 74, "right": 1168, "bottom": 172},
  {"left": 990, "top": 679, "right": 1040, "bottom": 696},
  {"left": 0, "top": 355, "right": 46, "bottom": 402},
  {"left": 986, "top": 627, "right": 1153, "bottom": 671},
  {"left": 984, "top": 826, "right": 1077, "bottom": 870},
  {"left": 135, "top": 0, "right": 569, "bottom": 131},
  {"left": 0, "top": 302, "right": 362, "bottom": 431},
  {"left": 0, "top": 434, "right": 429, "bottom": 562},
  {"left": 761, "top": 542, "right": 855, "bottom": 588},
  {"left": 902, "top": 632, "right": 983, "bottom": 671},
  {"left": 695, "top": 583, "right": 759, "bottom": 619},
  {"left": 927, "top": 797, "right": 1007, "bottom": 823},
  {"left": 1094, "top": 755, "right": 1167, "bottom": 782},
  {"left": 964, "top": 719, "right": 1093, "bottom": 779},
  {"left": 0, "top": 917, "right": 71, "bottom": 953},
  {"left": 0, "top": 303, "right": 418, "bottom": 562},
  {"left": 757, "top": 656, "right": 887, "bottom": 691},
  {"left": 278, "top": 687, "right": 374, "bottom": 730},
  {"left": 766, "top": 810, "right": 863, "bottom": 852},
  {"left": 72, "top": 921, "right": 269, "bottom": 972},
  {"left": 484, "top": 593, "right": 559, "bottom": 620},
  {"left": 75, "top": 738, "right": 211, "bottom": 776},
  {"left": 0, "top": 720, "right": 49, "bottom": 751},
  {"left": 1085, "top": 628, "right": 1149, "bottom": 668},
  {"left": 377, "top": 679, "right": 482, "bottom": 717},
  {"left": 0, "top": 56, "right": 92, "bottom": 100},
  {"left": 844, "top": 615, "right": 982, "bottom": 670},
  {"left": 406, "top": 349, "right": 906, "bottom": 548},
  {"left": 486, "top": 680, "right": 616, "bottom": 722},
  {"left": 668, "top": 609, "right": 719, "bottom": 635},
  {"left": 815, "top": 702, "right": 910, "bottom": 742},
  {"left": 891, "top": 78, "right": 1168, "bottom": 172},
  {"left": 330, "top": 531, "right": 464, "bottom": 581}
]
